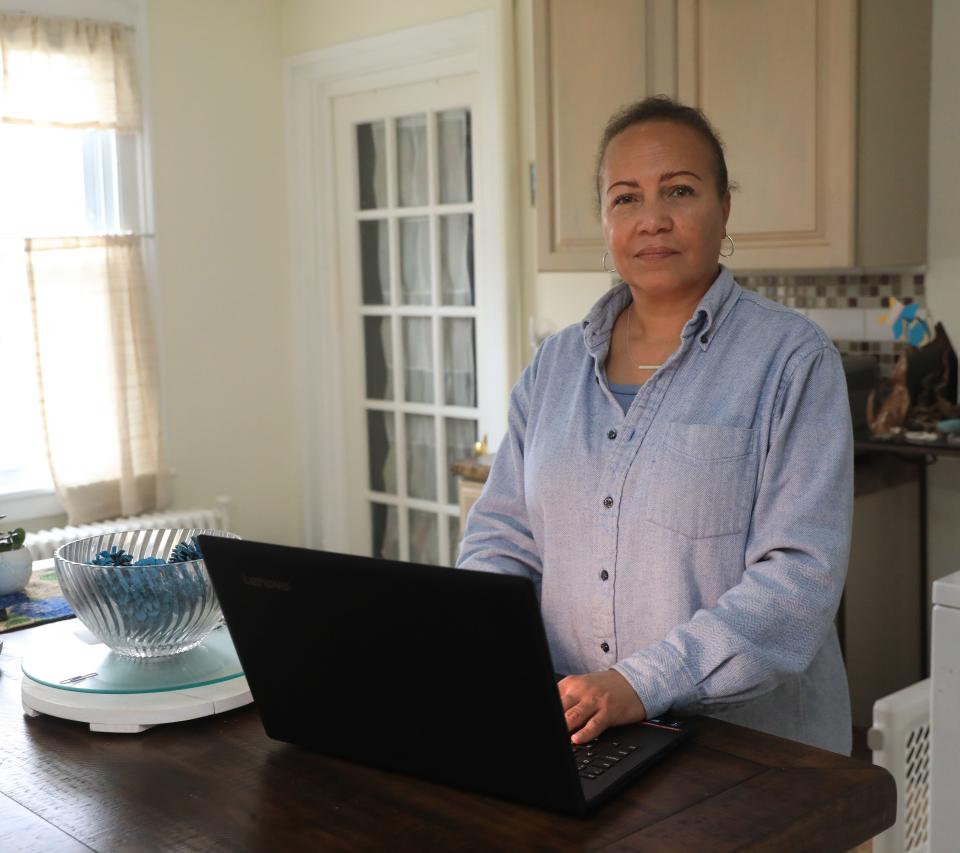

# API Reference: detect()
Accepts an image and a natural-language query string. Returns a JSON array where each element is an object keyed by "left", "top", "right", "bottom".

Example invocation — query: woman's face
[{"left": 600, "top": 120, "right": 731, "bottom": 299}]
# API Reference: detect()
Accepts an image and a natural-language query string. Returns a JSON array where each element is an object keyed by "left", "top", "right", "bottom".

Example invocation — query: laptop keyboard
[{"left": 572, "top": 736, "right": 638, "bottom": 780}]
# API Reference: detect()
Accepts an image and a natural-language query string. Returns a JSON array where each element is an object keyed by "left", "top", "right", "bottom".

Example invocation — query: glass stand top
[{"left": 22, "top": 624, "right": 244, "bottom": 694}]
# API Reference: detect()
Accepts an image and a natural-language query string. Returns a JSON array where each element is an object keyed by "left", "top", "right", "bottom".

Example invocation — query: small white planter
[{"left": 0, "top": 547, "right": 33, "bottom": 596}]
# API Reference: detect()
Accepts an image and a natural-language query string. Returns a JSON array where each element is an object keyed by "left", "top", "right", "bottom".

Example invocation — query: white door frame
[{"left": 285, "top": 11, "right": 518, "bottom": 551}]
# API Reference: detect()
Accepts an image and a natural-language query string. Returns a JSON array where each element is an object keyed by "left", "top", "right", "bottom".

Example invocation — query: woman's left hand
[{"left": 558, "top": 670, "right": 648, "bottom": 744}]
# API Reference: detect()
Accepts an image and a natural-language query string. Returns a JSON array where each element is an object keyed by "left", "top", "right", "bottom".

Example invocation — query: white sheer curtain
[
  {"left": 437, "top": 108, "right": 471, "bottom": 204},
  {"left": 408, "top": 509, "right": 438, "bottom": 565},
  {"left": 405, "top": 415, "right": 436, "bottom": 502},
  {"left": 403, "top": 317, "right": 433, "bottom": 403},
  {"left": 400, "top": 217, "right": 430, "bottom": 304},
  {"left": 26, "top": 236, "right": 166, "bottom": 523},
  {"left": 441, "top": 214, "right": 473, "bottom": 306},
  {"left": 2, "top": 13, "right": 167, "bottom": 524},
  {"left": 444, "top": 319, "right": 475, "bottom": 407},
  {"left": 369, "top": 220, "right": 390, "bottom": 303},
  {"left": 396, "top": 115, "right": 427, "bottom": 207}
]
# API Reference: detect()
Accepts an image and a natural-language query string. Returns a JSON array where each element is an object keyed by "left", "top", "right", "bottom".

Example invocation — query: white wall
[
  {"left": 148, "top": 0, "right": 301, "bottom": 545},
  {"left": 280, "top": 0, "right": 497, "bottom": 56}
]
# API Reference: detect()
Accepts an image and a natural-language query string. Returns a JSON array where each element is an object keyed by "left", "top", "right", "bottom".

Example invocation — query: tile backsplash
[{"left": 737, "top": 271, "right": 924, "bottom": 376}]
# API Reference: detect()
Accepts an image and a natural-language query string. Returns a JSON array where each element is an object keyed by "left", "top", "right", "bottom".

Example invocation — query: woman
[{"left": 457, "top": 96, "right": 853, "bottom": 754}]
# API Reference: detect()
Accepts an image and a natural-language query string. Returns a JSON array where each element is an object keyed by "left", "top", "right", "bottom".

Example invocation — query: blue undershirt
[{"left": 608, "top": 380, "right": 642, "bottom": 415}]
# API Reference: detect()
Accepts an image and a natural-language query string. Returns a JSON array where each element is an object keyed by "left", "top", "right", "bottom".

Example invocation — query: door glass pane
[
  {"left": 396, "top": 114, "right": 427, "bottom": 207},
  {"left": 363, "top": 316, "right": 392, "bottom": 400},
  {"left": 437, "top": 108, "right": 472, "bottom": 204},
  {"left": 440, "top": 213, "right": 474, "bottom": 306},
  {"left": 356, "top": 121, "right": 387, "bottom": 210},
  {"left": 367, "top": 410, "right": 396, "bottom": 494},
  {"left": 405, "top": 413, "right": 437, "bottom": 501},
  {"left": 443, "top": 318, "right": 476, "bottom": 407},
  {"left": 445, "top": 418, "right": 477, "bottom": 505},
  {"left": 409, "top": 509, "right": 439, "bottom": 566},
  {"left": 371, "top": 503, "right": 399, "bottom": 560},
  {"left": 399, "top": 216, "right": 431, "bottom": 305},
  {"left": 402, "top": 317, "right": 433, "bottom": 403},
  {"left": 359, "top": 219, "right": 389, "bottom": 305},
  {"left": 448, "top": 515, "right": 461, "bottom": 567}
]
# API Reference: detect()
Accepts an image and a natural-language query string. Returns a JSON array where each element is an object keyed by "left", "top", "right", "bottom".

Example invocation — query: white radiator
[{"left": 24, "top": 497, "right": 232, "bottom": 560}]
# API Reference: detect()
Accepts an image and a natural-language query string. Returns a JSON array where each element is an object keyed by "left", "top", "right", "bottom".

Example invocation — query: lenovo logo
[{"left": 240, "top": 573, "right": 293, "bottom": 592}]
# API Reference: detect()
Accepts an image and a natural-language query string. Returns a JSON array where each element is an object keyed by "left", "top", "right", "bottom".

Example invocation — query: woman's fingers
[
  {"left": 567, "top": 698, "right": 605, "bottom": 744},
  {"left": 558, "top": 683, "right": 578, "bottom": 712},
  {"left": 564, "top": 698, "right": 593, "bottom": 731},
  {"left": 558, "top": 677, "right": 591, "bottom": 729},
  {"left": 571, "top": 713, "right": 605, "bottom": 745}
]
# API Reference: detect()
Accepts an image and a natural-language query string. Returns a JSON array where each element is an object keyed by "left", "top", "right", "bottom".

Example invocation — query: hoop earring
[
  {"left": 720, "top": 233, "right": 735, "bottom": 258},
  {"left": 601, "top": 251, "right": 617, "bottom": 274}
]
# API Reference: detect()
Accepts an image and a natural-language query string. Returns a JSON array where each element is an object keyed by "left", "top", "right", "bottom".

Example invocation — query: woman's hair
[{"left": 594, "top": 95, "right": 730, "bottom": 210}]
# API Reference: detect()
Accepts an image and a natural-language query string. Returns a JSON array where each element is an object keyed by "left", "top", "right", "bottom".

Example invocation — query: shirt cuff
[{"left": 612, "top": 641, "right": 701, "bottom": 719}]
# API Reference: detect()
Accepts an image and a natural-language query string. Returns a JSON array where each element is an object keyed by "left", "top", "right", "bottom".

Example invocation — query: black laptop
[{"left": 198, "top": 536, "right": 688, "bottom": 816}]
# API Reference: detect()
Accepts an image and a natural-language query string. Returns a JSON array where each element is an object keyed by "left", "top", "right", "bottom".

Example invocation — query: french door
[{"left": 333, "top": 75, "right": 484, "bottom": 566}]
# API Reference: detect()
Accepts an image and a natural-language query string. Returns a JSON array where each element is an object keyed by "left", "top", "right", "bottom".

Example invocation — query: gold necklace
[{"left": 625, "top": 306, "right": 665, "bottom": 371}]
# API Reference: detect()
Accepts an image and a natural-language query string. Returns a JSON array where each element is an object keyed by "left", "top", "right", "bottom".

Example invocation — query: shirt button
[
  {"left": 602, "top": 496, "right": 614, "bottom": 508},
  {"left": 607, "top": 429, "right": 617, "bottom": 440},
  {"left": 600, "top": 569, "right": 609, "bottom": 581},
  {"left": 600, "top": 642, "right": 610, "bottom": 653},
  {"left": 700, "top": 333, "right": 709, "bottom": 344}
]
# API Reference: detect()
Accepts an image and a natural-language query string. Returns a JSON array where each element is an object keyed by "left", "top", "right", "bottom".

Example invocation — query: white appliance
[{"left": 930, "top": 569, "right": 960, "bottom": 851}]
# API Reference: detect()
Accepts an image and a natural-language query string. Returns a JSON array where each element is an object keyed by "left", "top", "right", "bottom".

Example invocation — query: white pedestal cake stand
[{"left": 20, "top": 620, "right": 252, "bottom": 733}]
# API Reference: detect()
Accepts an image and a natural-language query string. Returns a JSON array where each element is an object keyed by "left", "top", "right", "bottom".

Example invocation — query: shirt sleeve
[
  {"left": 612, "top": 345, "right": 853, "bottom": 718},
  {"left": 455, "top": 353, "right": 543, "bottom": 590}
]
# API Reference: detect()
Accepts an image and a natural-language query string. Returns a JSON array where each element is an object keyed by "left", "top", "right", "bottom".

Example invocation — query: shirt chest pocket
[{"left": 644, "top": 422, "right": 758, "bottom": 539}]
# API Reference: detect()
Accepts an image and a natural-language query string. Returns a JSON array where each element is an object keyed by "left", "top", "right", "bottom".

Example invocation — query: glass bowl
[{"left": 54, "top": 528, "right": 238, "bottom": 659}]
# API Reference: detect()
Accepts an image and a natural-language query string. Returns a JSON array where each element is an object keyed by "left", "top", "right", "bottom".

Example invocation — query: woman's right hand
[{"left": 558, "top": 670, "right": 647, "bottom": 744}]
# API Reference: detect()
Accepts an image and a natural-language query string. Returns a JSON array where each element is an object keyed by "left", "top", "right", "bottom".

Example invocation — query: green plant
[{"left": 0, "top": 515, "right": 26, "bottom": 553}]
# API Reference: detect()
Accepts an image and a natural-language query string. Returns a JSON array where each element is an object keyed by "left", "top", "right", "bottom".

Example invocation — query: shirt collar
[{"left": 582, "top": 265, "right": 741, "bottom": 357}]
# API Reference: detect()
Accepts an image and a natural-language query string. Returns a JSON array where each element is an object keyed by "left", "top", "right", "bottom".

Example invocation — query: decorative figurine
[
  {"left": 867, "top": 351, "right": 911, "bottom": 437},
  {"left": 905, "top": 323, "right": 959, "bottom": 430}
]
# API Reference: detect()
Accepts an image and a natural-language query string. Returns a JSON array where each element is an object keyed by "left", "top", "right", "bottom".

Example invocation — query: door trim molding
[{"left": 285, "top": 11, "right": 516, "bottom": 551}]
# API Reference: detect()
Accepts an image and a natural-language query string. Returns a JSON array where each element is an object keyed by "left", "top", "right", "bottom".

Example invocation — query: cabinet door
[
  {"left": 677, "top": 0, "right": 857, "bottom": 270},
  {"left": 534, "top": 0, "right": 677, "bottom": 272}
]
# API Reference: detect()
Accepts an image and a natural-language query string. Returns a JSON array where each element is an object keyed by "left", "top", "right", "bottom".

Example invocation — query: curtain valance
[{"left": 0, "top": 13, "right": 140, "bottom": 130}]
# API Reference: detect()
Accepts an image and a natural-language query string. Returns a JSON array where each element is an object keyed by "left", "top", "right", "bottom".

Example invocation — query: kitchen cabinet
[
  {"left": 533, "top": 0, "right": 932, "bottom": 272},
  {"left": 533, "top": 0, "right": 678, "bottom": 272}
]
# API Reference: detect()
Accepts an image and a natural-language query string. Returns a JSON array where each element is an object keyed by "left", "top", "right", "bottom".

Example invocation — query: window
[
  {"left": 0, "top": 4, "right": 159, "bottom": 523},
  {"left": 0, "top": 128, "right": 142, "bottom": 500}
]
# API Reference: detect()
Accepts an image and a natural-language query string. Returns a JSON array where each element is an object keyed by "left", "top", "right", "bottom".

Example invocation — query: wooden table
[{"left": 0, "top": 620, "right": 895, "bottom": 852}]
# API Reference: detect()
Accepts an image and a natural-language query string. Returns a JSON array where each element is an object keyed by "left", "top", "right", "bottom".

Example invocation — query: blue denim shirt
[{"left": 458, "top": 268, "right": 853, "bottom": 753}]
